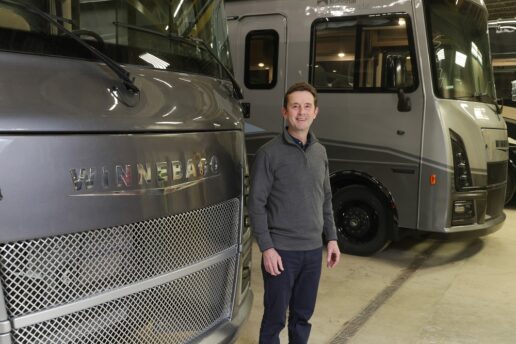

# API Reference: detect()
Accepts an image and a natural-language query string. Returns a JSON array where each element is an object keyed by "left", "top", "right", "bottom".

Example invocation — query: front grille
[
  {"left": 487, "top": 161, "right": 507, "bottom": 185},
  {"left": 0, "top": 198, "right": 240, "bottom": 317},
  {"left": 486, "top": 187, "right": 506, "bottom": 219},
  {"left": 12, "top": 257, "right": 236, "bottom": 344}
]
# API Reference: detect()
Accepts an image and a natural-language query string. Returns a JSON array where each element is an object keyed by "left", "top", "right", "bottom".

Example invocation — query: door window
[{"left": 244, "top": 30, "right": 278, "bottom": 89}]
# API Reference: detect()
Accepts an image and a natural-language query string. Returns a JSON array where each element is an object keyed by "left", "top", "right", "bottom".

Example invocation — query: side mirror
[{"left": 397, "top": 88, "right": 411, "bottom": 112}]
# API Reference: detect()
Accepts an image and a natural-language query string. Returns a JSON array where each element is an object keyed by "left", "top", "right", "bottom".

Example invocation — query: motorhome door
[
  {"left": 228, "top": 14, "right": 286, "bottom": 156},
  {"left": 310, "top": 14, "right": 424, "bottom": 228}
]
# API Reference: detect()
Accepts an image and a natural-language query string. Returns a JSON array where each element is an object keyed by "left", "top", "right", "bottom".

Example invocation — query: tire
[
  {"left": 332, "top": 185, "right": 393, "bottom": 256},
  {"left": 505, "top": 167, "right": 515, "bottom": 205}
]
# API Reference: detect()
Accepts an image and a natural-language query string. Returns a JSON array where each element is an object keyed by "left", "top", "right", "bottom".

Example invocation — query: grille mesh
[
  {"left": 487, "top": 160, "right": 508, "bottom": 185},
  {"left": 0, "top": 198, "right": 240, "bottom": 317},
  {"left": 12, "top": 257, "right": 236, "bottom": 344}
]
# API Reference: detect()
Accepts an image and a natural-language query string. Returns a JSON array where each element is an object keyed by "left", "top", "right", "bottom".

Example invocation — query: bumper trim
[{"left": 444, "top": 212, "right": 506, "bottom": 234}]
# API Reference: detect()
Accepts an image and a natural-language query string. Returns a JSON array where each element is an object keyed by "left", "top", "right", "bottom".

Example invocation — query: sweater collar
[{"left": 282, "top": 127, "right": 318, "bottom": 148}]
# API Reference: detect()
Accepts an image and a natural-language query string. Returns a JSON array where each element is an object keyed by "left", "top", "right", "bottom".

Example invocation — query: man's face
[{"left": 281, "top": 90, "right": 319, "bottom": 133}]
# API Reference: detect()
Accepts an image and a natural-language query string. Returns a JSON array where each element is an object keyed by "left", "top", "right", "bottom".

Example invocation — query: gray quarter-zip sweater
[{"left": 248, "top": 129, "right": 338, "bottom": 252}]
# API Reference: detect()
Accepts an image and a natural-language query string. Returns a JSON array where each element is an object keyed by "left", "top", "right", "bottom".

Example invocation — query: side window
[
  {"left": 245, "top": 30, "right": 278, "bottom": 89},
  {"left": 359, "top": 17, "right": 415, "bottom": 90},
  {"left": 312, "top": 20, "right": 357, "bottom": 90},
  {"left": 311, "top": 15, "right": 417, "bottom": 92}
]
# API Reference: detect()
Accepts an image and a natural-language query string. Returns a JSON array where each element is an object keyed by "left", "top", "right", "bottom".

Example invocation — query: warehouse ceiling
[{"left": 485, "top": 0, "right": 516, "bottom": 20}]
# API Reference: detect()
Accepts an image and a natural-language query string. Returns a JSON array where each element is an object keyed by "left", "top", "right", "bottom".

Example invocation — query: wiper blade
[
  {"left": 455, "top": 93, "right": 502, "bottom": 114},
  {"left": 113, "top": 22, "right": 243, "bottom": 100},
  {"left": 454, "top": 95, "right": 478, "bottom": 101},
  {"left": 191, "top": 36, "right": 244, "bottom": 100},
  {"left": 0, "top": 0, "right": 139, "bottom": 96}
]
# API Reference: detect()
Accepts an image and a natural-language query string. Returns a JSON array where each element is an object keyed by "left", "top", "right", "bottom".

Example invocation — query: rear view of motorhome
[
  {"left": 0, "top": 0, "right": 252, "bottom": 342},
  {"left": 226, "top": 0, "right": 508, "bottom": 255}
]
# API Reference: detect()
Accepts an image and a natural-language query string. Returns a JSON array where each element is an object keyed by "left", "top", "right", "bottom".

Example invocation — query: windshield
[
  {"left": 425, "top": 0, "right": 495, "bottom": 103},
  {"left": 0, "top": 0, "right": 232, "bottom": 78}
]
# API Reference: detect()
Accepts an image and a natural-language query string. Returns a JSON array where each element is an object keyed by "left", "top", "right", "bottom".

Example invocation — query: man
[{"left": 248, "top": 82, "right": 340, "bottom": 344}]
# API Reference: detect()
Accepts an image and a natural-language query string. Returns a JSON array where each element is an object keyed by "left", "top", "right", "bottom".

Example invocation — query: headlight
[{"left": 450, "top": 130, "right": 472, "bottom": 191}]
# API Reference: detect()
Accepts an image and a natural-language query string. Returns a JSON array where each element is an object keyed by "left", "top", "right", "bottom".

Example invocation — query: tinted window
[
  {"left": 311, "top": 14, "right": 417, "bottom": 92},
  {"left": 425, "top": 0, "right": 495, "bottom": 102},
  {"left": 0, "top": 0, "right": 231, "bottom": 79},
  {"left": 244, "top": 30, "right": 278, "bottom": 89}
]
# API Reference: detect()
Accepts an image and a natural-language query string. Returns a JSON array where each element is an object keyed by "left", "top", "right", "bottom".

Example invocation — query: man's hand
[
  {"left": 327, "top": 240, "right": 340, "bottom": 268},
  {"left": 262, "top": 248, "right": 284, "bottom": 276}
]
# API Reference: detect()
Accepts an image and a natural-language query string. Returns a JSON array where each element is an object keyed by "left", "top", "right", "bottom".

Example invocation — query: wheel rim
[{"left": 336, "top": 201, "right": 379, "bottom": 243}]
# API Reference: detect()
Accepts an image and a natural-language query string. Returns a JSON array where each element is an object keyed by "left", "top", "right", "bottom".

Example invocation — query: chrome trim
[
  {"left": 12, "top": 246, "right": 238, "bottom": 329},
  {"left": 0, "top": 333, "right": 11, "bottom": 344},
  {"left": 0, "top": 287, "right": 7, "bottom": 322},
  {"left": 0, "top": 321, "right": 10, "bottom": 334},
  {"left": 69, "top": 174, "right": 220, "bottom": 197}
]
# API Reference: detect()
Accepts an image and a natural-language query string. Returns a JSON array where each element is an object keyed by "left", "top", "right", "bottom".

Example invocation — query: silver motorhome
[
  {"left": 226, "top": 0, "right": 508, "bottom": 255},
  {"left": 0, "top": 0, "right": 252, "bottom": 342}
]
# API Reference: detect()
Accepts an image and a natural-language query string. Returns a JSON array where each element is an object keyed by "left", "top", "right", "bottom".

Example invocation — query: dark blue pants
[{"left": 259, "top": 247, "right": 323, "bottom": 344}]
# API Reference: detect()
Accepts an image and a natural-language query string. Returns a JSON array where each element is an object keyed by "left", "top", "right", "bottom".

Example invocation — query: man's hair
[{"left": 283, "top": 82, "right": 318, "bottom": 108}]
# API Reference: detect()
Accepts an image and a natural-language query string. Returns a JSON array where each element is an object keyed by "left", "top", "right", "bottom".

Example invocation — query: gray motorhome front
[
  {"left": 0, "top": 0, "right": 252, "bottom": 342},
  {"left": 227, "top": 0, "right": 508, "bottom": 255}
]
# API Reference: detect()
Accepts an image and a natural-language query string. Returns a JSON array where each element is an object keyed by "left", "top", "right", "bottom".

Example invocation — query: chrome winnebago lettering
[
  {"left": 70, "top": 154, "right": 220, "bottom": 195},
  {"left": 70, "top": 168, "right": 96, "bottom": 191},
  {"left": 116, "top": 165, "right": 132, "bottom": 187}
]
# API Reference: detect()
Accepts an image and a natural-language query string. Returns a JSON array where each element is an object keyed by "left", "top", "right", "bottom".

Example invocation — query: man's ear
[
  {"left": 314, "top": 106, "right": 319, "bottom": 118},
  {"left": 281, "top": 107, "right": 288, "bottom": 119}
]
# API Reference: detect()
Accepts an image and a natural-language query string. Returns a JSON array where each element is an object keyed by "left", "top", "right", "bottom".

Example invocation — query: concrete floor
[{"left": 235, "top": 201, "right": 516, "bottom": 344}]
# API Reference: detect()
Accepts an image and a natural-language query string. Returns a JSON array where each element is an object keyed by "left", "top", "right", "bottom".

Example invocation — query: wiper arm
[
  {"left": 0, "top": 0, "right": 139, "bottom": 96},
  {"left": 454, "top": 95, "right": 478, "bottom": 101},
  {"left": 113, "top": 22, "right": 243, "bottom": 100},
  {"left": 190, "top": 36, "right": 244, "bottom": 100},
  {"left": 455, "top": 93, "right": 502, "bottom": 114},
  {"left": 477, "top": 93, "right": 502, "bottom": 114}
]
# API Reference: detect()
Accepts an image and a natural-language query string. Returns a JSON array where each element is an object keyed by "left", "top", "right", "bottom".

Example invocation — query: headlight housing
[{"left": 450, "top": 130, "right": 472, "bottom": 191}]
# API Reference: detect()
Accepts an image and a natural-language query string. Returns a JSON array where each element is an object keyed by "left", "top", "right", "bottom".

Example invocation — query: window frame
[
  {"left": 309, "top": 13, "right": 419, "bottom": 94},
  {"left": 244, "top": 29, "right": 279, "bottom": 89}
]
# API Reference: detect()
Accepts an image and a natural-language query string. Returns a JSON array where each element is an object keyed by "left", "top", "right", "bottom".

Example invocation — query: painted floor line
[{"left": 329, "top": 242, "right": 442, "bottom": 344}]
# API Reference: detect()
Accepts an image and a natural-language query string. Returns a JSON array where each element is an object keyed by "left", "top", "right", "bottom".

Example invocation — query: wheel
[
  {"left": 332, "top": 185, "right": 393, "bottom": 256},
  {"left": 505, "top": 167, "right": 515, "bottom": 205}
]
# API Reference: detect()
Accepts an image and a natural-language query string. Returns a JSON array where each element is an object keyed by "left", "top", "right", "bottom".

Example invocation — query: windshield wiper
[
  {"left": 454, "top": 93, "right": 502, "bottom": 114},
  {"left": 0, "top": 0, "right": 140, "bottom": 97},
  {"left": 113, "top": 22, "right": 243, "bottom": 100},
  {"left": 476, "top": 93, "right": 503, "bottom": 114},
  {"left": 454, "top": 95, "right": 478, "bottom": 101}
]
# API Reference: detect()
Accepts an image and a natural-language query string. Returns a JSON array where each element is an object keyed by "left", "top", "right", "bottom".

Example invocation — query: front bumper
[{"left": 444, "top": 210, "right": 506, "bottom": 234}]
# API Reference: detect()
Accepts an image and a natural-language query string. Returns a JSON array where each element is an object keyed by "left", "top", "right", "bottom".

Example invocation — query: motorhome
[
  {"left": 489, "top": 19, "right": 516, "bottom": 120},
  {"left": 226, "top": 0, "right": 508, "bottom": 255},
  {"left": 0, "top": 0, "right": 252, "bottom": 342},
  {"left": 489, "top": 18, "right": 516, "bottom": 203}
]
